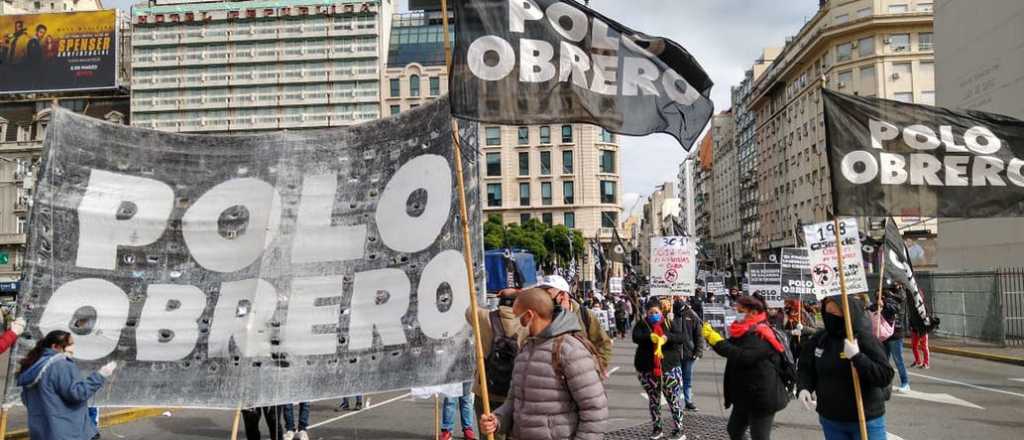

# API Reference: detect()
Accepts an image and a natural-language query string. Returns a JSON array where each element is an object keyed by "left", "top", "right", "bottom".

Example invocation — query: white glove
[
  {"left": 10, "top": 318, "right": 25, "bottom": 336},
  {"left": 798, "top": 390, "right": 817, "bottom": 411},
  {"left": 795, "top": 323, "right": 804, "bottom": 331},
  {"left": 843, "top": 339, "right": 861, "bottom": 359},
  {"left": 790, "top": 328, "right": 801, "bottom": 336},
  {"left": 98, "top": 361, "right": 117, "bottom": 378}
]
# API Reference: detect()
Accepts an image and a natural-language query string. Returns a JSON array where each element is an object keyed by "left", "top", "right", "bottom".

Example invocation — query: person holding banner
[
  {"left": 701, "top": 296, "right": 789, "bottom": 440},
  {"left": 632, "top": 298, "right": 688, "bottom": 440},
  {"left": 782, "top": 299, "right": 817, "bottom": 361},
  {"left": 17, "top": 330, "right": 117, "bottom": 440},
  {"left": 796, "top": 297, "right": 895, "bottom": 440},
  {"left": 466, "top": 288, "right": 527, "bottom": 440}
]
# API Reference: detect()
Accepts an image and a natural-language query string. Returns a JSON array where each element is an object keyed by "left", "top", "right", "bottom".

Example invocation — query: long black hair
[{"left": 18, "top": 330, "right": 71, "bottom": 375}]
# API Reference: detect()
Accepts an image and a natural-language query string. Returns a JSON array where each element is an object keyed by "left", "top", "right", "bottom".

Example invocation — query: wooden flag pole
[
  {"left": 832, "top": 217, "right": 869, "bottom": 440},
  {"left": 439, "top": 2, "right": 495, "bottom": 440},
  {"left": 434, "top": 395, "right": 440, "bottom": 440},
  {"left": 876, "top": 250, "right": 887, "bottom": 306},
  {"left": 0, "top": 406, "right": 8, "bottom": 440},
  {"left": 229, "top": 405, "right": 242, "bottom": 440}
]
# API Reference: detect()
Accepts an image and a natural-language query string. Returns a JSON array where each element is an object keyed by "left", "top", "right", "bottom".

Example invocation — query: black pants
[
  {"left": 242, "top": 406, "right": 284, "bottom": 440},
  {"left": 727, "top": 406, "right": 775, "bottom": 440}
]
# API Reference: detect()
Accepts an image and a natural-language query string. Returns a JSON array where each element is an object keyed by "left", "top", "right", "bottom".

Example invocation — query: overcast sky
[{"left": 109, "top": 0, "right": 819, "bottom": 216}]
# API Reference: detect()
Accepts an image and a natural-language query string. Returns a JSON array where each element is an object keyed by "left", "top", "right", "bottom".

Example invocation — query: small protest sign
[
  {"left": 780, "top": 248, "right": 815, "bottom": 300},
  {"left": 803, "top": 218, "right": 869, "bottom": 298},
  {"left": 747, "top": 263, "right": 783, "bottom": 308},
  {"left": 650, "top": 236, "right": 697, "bottom": 296}
]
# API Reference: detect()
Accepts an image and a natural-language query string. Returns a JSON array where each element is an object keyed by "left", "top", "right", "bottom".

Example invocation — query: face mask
[
  {"left": 823, "top": 313, "right": 846, "bottom": 337},
  {"left": 648, "top": 313, "right": 662, "bottom": 324}
]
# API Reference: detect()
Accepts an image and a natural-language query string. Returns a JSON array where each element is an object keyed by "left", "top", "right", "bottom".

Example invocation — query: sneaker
[
  {"left": 439, "top": 430, "right": 453, "bottom": 440},
  {"left": 909, "top": 362, "right": 920, "bottom": 368},
  {"left": 283, "top": 431, "right": 295, "bottom": 440},
  {"left": 649, "top": 428, "right": 664, "bottom": 440},
  {"left": 336, "top": 402, "right": 350, "bottom": 412},
  {"left": 668, "top": 429, "right": 687, "bottom": 440},
  {"left": 684, "top": 402, "right": 699, "bottom": 412},
  {"left": 296, "top": 431, "right": 309, "bottom": 440},
  {"left": 921, "top": 364, "right": 930, "bottom": 369},
  {"left": 463, "top": 427, "right": 477, "bottom": 440},
  {"left": 895, "top": 384, "right": 911, "bottom": 393}
]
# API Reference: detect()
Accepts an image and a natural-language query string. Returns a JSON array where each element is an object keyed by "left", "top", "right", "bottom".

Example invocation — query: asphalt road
[{"left": 16, "top": 337, "right": 1024, "bottom": 440}]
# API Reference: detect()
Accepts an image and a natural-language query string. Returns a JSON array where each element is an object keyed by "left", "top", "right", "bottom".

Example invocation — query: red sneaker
[
  {"left": 463, "top": 428, "right": 477, "bottom": 440},
  {"left": 440, "top": 430, "right": 452, "bottom": 440}
]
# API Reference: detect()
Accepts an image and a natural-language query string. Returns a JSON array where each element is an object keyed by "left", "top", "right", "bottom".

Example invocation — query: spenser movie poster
[
  {"left": 0, "top": 10, "right": 117, "bottom": 94},
  {"left": 7, "top": 98, "right": 483, "bottom": 409}
]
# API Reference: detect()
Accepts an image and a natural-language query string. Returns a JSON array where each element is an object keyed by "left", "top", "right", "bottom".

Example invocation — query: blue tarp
[{"left": 484, "top": 249, "right": 537, "bottom": 293}]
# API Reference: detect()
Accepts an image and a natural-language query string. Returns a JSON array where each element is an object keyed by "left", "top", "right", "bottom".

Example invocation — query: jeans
[
  {"left": 282, "top": 402, "right": 310, "bottom": 431},
  {"left": 885, "top": 338, "right": 909, "bottom": 387},
  {"left": 441, "top": 382, "right": 475, "bottom": 432},
  {"left": 681, "top": 358, "right": 696, "bottom": 404},
  {"left": 819, "top": 415, "right": 887, "bottom": 440},
  {"left": 726, "top": 406, "right": 774, "bottom": 440},
  {"left": 88, "top": 407, "right": 99, "bottom": 428}
]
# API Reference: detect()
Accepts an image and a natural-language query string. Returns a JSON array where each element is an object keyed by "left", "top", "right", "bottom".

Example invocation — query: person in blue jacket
[{"left": 17, "top": 330, "right": 117, "bottom": 440}]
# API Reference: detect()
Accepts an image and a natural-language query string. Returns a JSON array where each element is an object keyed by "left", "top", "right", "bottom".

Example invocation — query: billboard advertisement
[{"left": 0, "top": 10, "right": 117, "bottom": 94}]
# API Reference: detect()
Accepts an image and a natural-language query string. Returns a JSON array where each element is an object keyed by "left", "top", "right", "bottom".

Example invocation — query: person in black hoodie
[
  {"left": 797, "top": 296, "right": 894, "bottom": 440},
  {"left": 702, "top": 295, "right": 789, "bottom": 440},
  {"left": 672, "top": 296, "right": 704, "bottom": 411},
  {"left": 633, "top": 298, "right": 688, "bottom": 440}
]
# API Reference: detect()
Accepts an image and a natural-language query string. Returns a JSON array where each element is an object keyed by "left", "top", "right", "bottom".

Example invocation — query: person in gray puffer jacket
[{"left": 480, "top": 288, "right": 608, "bottom": 440}]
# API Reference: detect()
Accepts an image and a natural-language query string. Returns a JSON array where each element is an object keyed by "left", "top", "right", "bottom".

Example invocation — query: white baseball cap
[{"left": 532, "top": 275, "right": 571, "bottom": 293}]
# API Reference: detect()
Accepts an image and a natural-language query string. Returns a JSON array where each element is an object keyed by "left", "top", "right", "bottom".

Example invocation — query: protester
[
  {"left": 907, "top": 288, "right": 933, "bottom": 369},
  {"left": 615, "top": 303, "right": 629, "bottom": 340},
  {"left": 242, "top": 406, "right": 283, "bottom": 440},
  {"left": 281, "top": 402, "right": 310, "bottom": 440},
  {"left": 535, "top": 275, "right": 614, "bottom": 368},
  {"left": 593, "top": 302, "right": 612, "bottom": 337},
  {"left": 633, "top": 298, "right": 687, "bottom": 440},
  {"left": 782, "top": 299, "right": 817, "bottom": 361},
  {"left": 702, "top": 296, "right": 789, "bottom": 440},
  {"left": 797, "top": 296, "right": 895, "bottom": 440},
  {"left": 880, "top": 284, "right": 910, "bottom": 392},
  {"left": 727, "top": 288, "right": 741, "bottom": 306},
  {"left": 674, "top": 298, "right": 704, "bottom": 412},
  {"left": 688, "top": 291, "right": 704, "bottom": 320},
  {"left": 0, "top": 315, "right": 25, "bottom": 353},
  {"left": 479, "top": 288, "right": 608, "bottom": 440},
  {"left": 440, "top": 382, "right": 476, "bottom": 440},
  {"left": 466, "top": 287, "right": 527, "bottom": 440},
  {"left": 17, "top": 330, "right": 117, "bottom": 440}
]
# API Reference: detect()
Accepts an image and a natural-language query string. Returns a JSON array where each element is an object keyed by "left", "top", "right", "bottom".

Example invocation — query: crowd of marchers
[{"left": 0, "top": 276, "right": 937, "bottom": 440}]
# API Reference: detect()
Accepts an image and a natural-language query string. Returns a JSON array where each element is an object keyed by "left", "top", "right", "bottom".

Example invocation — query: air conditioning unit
[
  {"left": 200, "top": 118, "right": 207, "bottom": 126},
  {"left": 838, "top": 81, "right": 847, "bottom": 88},
  {"left": 891, "top": 72, "right": 901, "bottom": 80},
  {"left": 250, "top": 116, "right": 257, "bottom": 124},
  {"left": 300, "top": 114, "right": 308, "bottom": 122},
  {"left": 851, "top": 41, "right": 859, "bottom": 48},
  {"left": 250, "top": 94, "right": 256, "bottom": 101},
  {"left": 201, "top": 96, "right": 207, "bottom": 103},
  {"left": 201, "top": 52, "right": 207, "bottom": 59},
  {"left": 150, "top": 54, "right": 158, "bottom": 61},
  {"left": 883, "top": 37, "right": 892, "bottom": 44}
]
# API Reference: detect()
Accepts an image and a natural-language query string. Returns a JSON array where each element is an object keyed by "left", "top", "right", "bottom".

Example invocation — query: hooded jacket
[
  {"left": 711, "top": 317, "right": 790, "bottom": 415},
  {"left": 632, "top": 314, "right": 685, "bottom": 374},
  {"left": 493, "top": 309, "right": 608, "bottom": 440},
  {"left": 468, "top": 305, "right": 528, "bottom": 402},
  {"left": 798, "top": 298, "right": 895, "bottom": 423},
  {"left": 18, "top": 349, "right": 105, "bottom": 440}
]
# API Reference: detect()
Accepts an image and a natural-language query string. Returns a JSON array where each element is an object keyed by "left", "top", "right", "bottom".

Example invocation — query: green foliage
[{"left": 482, "top": 215, "right": 585, "bottom": 269}]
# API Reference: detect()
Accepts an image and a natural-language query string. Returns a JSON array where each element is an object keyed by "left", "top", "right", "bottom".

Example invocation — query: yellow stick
[
  {"left": 229, "top": 405, "right": 242, "bottom": 440},
  {"left": 439, "top": 3, "right": 494, "bottom": 439},
  {"left": 0, "top": 407, "right": 8, "bottom": 440},
  {"left": 434, "top": 395, "right": 440, "bottom": 440},
  {"left": 833, "top": 217, "right": 869, "bottom": 440}
]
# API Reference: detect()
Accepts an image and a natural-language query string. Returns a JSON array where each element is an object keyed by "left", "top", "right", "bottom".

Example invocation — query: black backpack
[
  {"left": 759, "top": 323, "right": 798, "bottom": 393},
  {"left": 484, "top": 311, "right": 519, "bottom": 398}
]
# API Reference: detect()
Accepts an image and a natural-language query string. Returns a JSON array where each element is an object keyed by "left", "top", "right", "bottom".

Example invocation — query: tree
[{"left": 482, "top": 215, "right": 584, "bottom": 270}]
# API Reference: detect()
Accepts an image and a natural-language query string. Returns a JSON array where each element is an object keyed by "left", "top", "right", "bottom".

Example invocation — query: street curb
[
  {"left": 930, "top": 345, "right": 1024, "bottom": 367},
  {"left": 6, "top": 407, "right": 167, "bottom": 439}
]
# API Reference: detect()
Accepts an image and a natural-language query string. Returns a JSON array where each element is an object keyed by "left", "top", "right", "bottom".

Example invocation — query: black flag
[
  {"left": 822, "top": 89, "right": 1024, "bottom": 217},
  {"left": 882, "top": 218, "right": 930, "bottom": 326},
  {"left": 451, "top": 0, "right": 715, "bottom": 149}
]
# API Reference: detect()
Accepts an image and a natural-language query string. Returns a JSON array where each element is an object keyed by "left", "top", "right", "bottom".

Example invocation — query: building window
[
  {"left": 390, "top": 105, "right": 401, "bottom": 115},
  {"left": 600, "top": 180, "right": 616, "bottom": 204},
  {"left": 563, "top": 181, "right": 575, "bottom": 204},
  {"left": 518, "top": 152, "right": 529, "bottom": 176},
  {"left": 887, "top": 4, "right": 909, "bottom": 13},
  {"left": 600, "top": 150, "right": 615, "bottom": 173},
  {"left": 561, "top": 125, "right": 573, "bottom": 143},
  {"left": 519, "top": 182, "right": 531, "bottom": 206},
  {"left": 920, "top": 61, "right": 935, "bottom": 80},
  {"left": 860, "top": 66, "right": 877, "bottom": 96},
  {"left": 856, "top": 7, "right": 872, "bottom": 18},
  {"left": 540, "top": 151, "right": 551, "bottom": 175},
  {"left": 601, "top": 211, "right": 618, "bottom": 228},
  {"left": 541, "top": 182, "right": 552, "bottom": 205},
  {"left": 889, "top": 33, "right": 910, "bottom": 52},
  {"left": 858, "top": 36, "right": 875, "bottom": 57},
  {"left": 599, "top": 128, "right": 615, "bottom": 143},
  {"left": 390, "top": 78, "right": 400, "bottom": 97},
  {"left": 562, "top": 150, "right": 574, "bottom": 174},
  {"left": 409, "top": 74, "right": 421, "bottom": 97},
  {"left": 836, "top": 42, "right": 852, "bottom": 62},
  {"left": 486, "top": 152, "right": 501, "bottom": 176},
  {"left": 539, "top": 126, "right": 551, "bottom": 144},
  {"left": 921, "top": 91, "right": 936, "bottom": 106},
  {"left": 892, "top": 62, "right": 912, "bottom": 81},
  {"left": 542, "top": 213, "right": 553, "bottom": 225},
  {"left": 834, "top": 13, "right": 848, "bottom": 24},
  {"left": 429, "top": 77, "right": 440, "bottom": 96},
  {"left": 518, "top": 127, "right": 529, "bottom": 145},
  {"left": 563, "top": 212, "right": 575, "bottom": 228},
  {"left": 916, "top": 2, "right": 934, "bottom": 12},
  {"left": 893, "top": 92, "right": 913, "bottom": 103},
  {"left": 487, "top": 183, "right": 502, "bottom": 207},
  {"left": 919, "top": 32, "right": 933, "bottom": 51},
  {"left": 837, "top": 70, "right": 853, "bottom": 89},
  {"left": 486, "top": 127, "right": 501, "bottom": 145},
  {"left": 520, "top": 213, "right": 531, "bottom": 224}
]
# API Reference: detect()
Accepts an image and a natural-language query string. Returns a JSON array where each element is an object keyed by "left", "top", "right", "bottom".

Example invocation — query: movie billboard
[{"left": 0, "top": 10, "right": 118, "bottom": 94}]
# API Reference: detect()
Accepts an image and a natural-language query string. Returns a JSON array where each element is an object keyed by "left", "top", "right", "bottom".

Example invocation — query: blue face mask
[{"left": 648, "top": 313, "right": 662, "bottom": 324}]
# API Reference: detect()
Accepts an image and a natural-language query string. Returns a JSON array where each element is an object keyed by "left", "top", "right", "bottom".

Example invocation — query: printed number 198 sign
[{"left": 802, "top": 218, "right": 869, "bottom": 299}]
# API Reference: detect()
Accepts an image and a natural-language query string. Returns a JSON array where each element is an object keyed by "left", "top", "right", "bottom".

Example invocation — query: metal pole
[{"left": 833, "top": 218, "right": 869, "bottom": 440}]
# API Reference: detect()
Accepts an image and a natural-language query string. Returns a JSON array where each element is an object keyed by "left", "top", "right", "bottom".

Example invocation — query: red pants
[{"left": 912, "top": 331, "right": 930, "bottom": 365}]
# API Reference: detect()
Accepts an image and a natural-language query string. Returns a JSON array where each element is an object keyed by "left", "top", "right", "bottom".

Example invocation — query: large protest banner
[
  {"left": 747, "top": 263, "right": 783, "bottom": 308},
  {"left": 780, "top": 248, "right": 814, "bottom": 300},
  {"left": 8, "top": 98, "right": 482, "bottom": 408},
  {"left": 822, "top": 89, "right": 1024, "bottom": 217},
  {"left": 803, "top": 219, "right": 869, "bottom": 298},
  {"left": 451, "top": 0, "right": 715, "bottom": 148},
  {"left": 650, "top": 236, "right": 696, "bottom": 296}
]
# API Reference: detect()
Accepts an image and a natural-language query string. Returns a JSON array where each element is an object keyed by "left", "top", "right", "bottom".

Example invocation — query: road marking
[
  {"left": 909, "top": 372, "right": 1024, "bottom": 399},
  {"left": 1010, "top": 378, "right": 1024, "bottom": 383},
  {"left": 608, "top": 366, "right": 621, "bottom": 376},
  {"left": 893, "top": 388, "right": 984, "bottom": 410},
  {"left": 887, "top": 433, "right": 906, "bottom": 440},
  {"left": 307, "top": 392, "right": 411, "bottom": 429}
]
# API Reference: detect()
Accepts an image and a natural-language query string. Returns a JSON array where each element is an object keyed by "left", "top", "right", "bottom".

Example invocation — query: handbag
[{"left": 872, "top": 308, "right": 895, "bottom": 341}]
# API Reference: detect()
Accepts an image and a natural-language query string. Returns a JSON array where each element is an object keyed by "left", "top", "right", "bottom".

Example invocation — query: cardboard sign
[
  {"left": 747, "top": 263, "right": 783, "bottom": 308},
  {"left": 650, "top": 236, "right": 697, "bottom": 297},
  {"left": 780, "top": 248, "right": 815, "bottom": 300},
  {"left": 803, "top": 218, "right": 869, "bottom": 298}
]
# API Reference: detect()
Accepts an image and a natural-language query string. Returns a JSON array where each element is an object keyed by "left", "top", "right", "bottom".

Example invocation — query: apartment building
[
  {"left": 0, "top": 0, "right": 100, "bottom": 14},
  {"left": 710, "top": 111, "right": 739, "bottom": 267},
  {"left": 693, "top": 153, "right": 712, "bottom": 247},
  {"left": 129, "top": 0, "right": 393, "bottom": 133},
  {"left": 749, "top": 0, "right": 935, "bottom": 256},
  {"left": 636, "top": 182, "right": 678, "bottom": 276}
]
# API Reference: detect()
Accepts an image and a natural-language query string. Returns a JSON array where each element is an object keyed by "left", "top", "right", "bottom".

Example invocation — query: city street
[{"left": 36, "top": 337, "right": 1020, "bottom": 440}]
